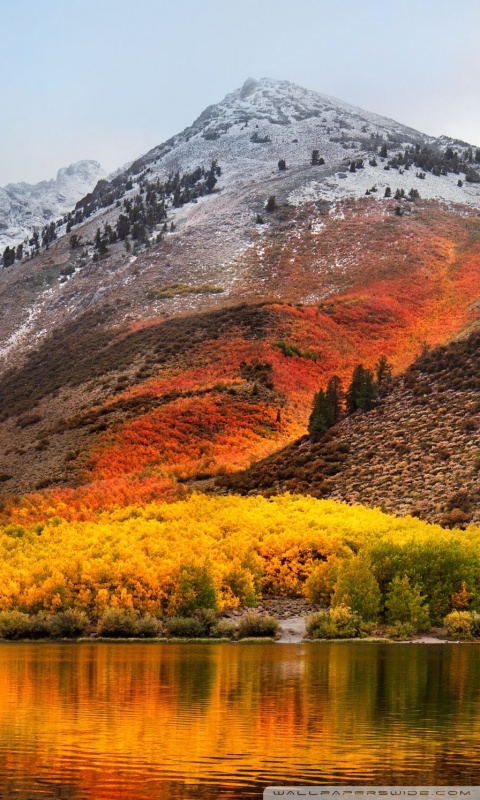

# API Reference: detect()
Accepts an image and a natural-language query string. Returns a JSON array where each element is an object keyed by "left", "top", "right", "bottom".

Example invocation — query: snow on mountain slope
[
  {"left": 133, "top": 77, "right": 434, "bottom": 183},
  {"left": 115, "top": 76, "right": 480, "bottom": 220},
  {"left": 0, "top": 160, "right": 105, "bottom": 248},
  {"left": 3, "top": 77, "right": 479, "bottom": 256},
  {"left": 2, "top": 77, "right": 480, "bottom": 372}
]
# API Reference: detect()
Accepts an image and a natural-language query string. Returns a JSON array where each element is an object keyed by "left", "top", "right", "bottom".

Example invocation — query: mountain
[
  {"left": 0, "top": 160, "right": 105, "bottom": 248},
  {"left": 0, "top": 78, "right": 479, "bottom": 519},
  {"left": 124, "top": 76, "right": 476, "bottom": 191}
]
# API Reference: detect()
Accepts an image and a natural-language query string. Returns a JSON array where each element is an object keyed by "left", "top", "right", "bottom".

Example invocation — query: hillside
[
  {"left": 0, "top": 78, "right": 479, "bottom": 521},
  {"left": 0, "top": 200, "right": 479, "bottom": 515},
  {"left": 219, "top": 329, "right": 480, "bottom": 528}
]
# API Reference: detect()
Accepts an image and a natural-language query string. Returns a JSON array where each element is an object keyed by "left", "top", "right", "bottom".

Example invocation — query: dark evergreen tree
[
  {"left": 311, "top": 150, "right": 320, "bottom": 165},
  {"left": 205, "top": 161, "right": 218, "bottom": 191},
  {"left": 278, "top": 159, "right": 287, "bottom": 171},
  {"left": 346, "top": 365, "right": 377, "bottom": 413},
  {"left": 308, "top": 375, "right": 343, "bottom": 435},
  {"left": 265, "top": 195, "right": 276, "bottom": 212},
  {"left": 308, "top": 389, "right": 331, "bottom": 435},
  {"left": 116, "top": 214, "right": 130, "bottom": 240},
  {"left": 379, "top": 143, "right": 388, "bottom": 158},
  {"left": 94, "top": 227, "right": 108, "bottom": 255},
  {"left": 375, "top": 355, "right": 393, "bottom": 394},
  {"left": 325, "top": 375, "right": 344, "bottom": 422},
  {"left": 2, "top": 246, "right": 15, "bottom": 268}
]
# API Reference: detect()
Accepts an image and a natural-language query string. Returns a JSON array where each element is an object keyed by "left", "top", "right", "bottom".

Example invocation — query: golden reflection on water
[{"left": 0, "top": 642, "right": 479, "bottom": 799}]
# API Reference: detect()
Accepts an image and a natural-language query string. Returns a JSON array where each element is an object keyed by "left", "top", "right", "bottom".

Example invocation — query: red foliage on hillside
[{"left": 1, "top": 200, "right": 479, "bottom": 520}]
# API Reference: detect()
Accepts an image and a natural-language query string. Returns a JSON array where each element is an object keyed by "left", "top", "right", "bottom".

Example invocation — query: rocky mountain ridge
[{"left": 0, "top": 160, "right": 105, "bottom": 248}]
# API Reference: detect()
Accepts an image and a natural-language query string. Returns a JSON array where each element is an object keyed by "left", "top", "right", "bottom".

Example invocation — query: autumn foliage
[{"left": 0, "top": 494, "right": 478, "bottom": 624}]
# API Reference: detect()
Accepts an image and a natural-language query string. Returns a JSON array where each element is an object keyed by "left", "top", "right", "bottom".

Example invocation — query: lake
[{"left": 0, "top": 642, "right": 479, "bottom": 799}]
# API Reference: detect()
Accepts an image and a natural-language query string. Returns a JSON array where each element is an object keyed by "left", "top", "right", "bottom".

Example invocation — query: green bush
[
  {"left": 367, "top": 538, "right": 476, "bottom": 623},
  {"left": 385, "top": 575, "right": 430, "bottom": 631},
  {"left": 164, "top": 616, "right": 205, "bottom": 638},
  {"left": 304, "top": 557, "right": 339, "bottom": 605},
  {"left": 28, "top": 614, "right": 53, "bottom": 639},
  {"left": 237, "top": 613, "right": 279, "bottom": 639},
  {"left": 193, "top": 608, "right": 218, "bottom": 635},
  {"left": 470, "top": 612, "right": 480, "bottom": 638},
  {"left": 97, "top": 609, "right": 141, "bottom": 638},
  {"left": 305, "top": 611, "right": 330, "bottom": 639},
  {"left": 385, "top": 622, "right": 417, "bottom": 640},
  {"left": 97, "top": 610, "right": 160, "bottom": 638},
  {"left": 48, "top": 609, "right": 89, "bottom": 638},
  {"left": 444, "top": 610, "right": 473, "bottom": 638},
  {"left": 0, "top": 611, "right": 89, "bottom": 640},
  {"left": 0, "top": 611, "right": 34, "bottom": 639},
  {"left": 332, "top": 558, "right": 381, "bottom": 621},
  {"left": 133, "top": 615, "right": 162, "bottom": 638},
  {"left": 306, "top": 605, "right": 361, "bottom": 639},
  {"left": 175, "top": 564, "right": 218, "bottom": 616},
  {"left": 211, "top": 619, "right": 237, "bottom": 639},
  {"left": 358, "top": 620, "right": 377, "bottom": 637}
]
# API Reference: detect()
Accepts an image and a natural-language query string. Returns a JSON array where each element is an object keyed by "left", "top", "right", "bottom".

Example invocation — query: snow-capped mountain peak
[{"left": 0, "top": 160, "right": 105, "bottom": 248}]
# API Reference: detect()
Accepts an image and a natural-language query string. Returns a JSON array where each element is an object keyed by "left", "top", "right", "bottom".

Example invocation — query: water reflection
[{"left": 0, "top": 642, "right": 478, "bottom": 798}]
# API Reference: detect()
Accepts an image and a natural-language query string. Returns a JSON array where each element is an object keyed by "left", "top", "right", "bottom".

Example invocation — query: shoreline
[{"left": 0, "top": 635, "right": 475, "bottom": 645}]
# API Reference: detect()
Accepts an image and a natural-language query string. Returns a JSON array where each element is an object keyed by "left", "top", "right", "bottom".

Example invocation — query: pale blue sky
[{"left": 2, "top": 0, "right": 480, "bottom": 184}]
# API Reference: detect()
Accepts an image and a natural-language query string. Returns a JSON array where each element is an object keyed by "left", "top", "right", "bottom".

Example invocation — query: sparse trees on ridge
[
  {"left": 308, "top": 358, "right": 393, "bottom": 437},
  {"left": 308, "top": 375, "right": 343, "bottom": 435},
  {"left": 346, "top": 364, "right": 377, "bottom": 413}
]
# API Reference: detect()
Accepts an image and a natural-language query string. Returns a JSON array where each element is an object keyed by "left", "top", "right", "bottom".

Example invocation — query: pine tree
[
  {"left": 308, "top": 375, "right": 343, "bottom": 435},
  {"left": 308, "top": 389, "right": 331, "bottom": 435},
  {"left": 325, "top": 375, "right": 344, "bottom": 422},
  {"left": 265, "top": 195, "right": 276, "bottom": 212},
  {"left": 346, "top": 365, "right": 377, "bottom": 413},
  {"left": 2, "top": 246, "right": 15, "bottom": 268},
  {"left": 311, "top": 150, "right": 320, "bottom": 165},
  {"left": 278, "top": 159, "right": 287, "bottom": 171},
  {"left": 116, "top": 214, "right": 130, "bottom": 240},
  {"left": 375, "top": 355, "right": 393, "bottom": 394}
]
